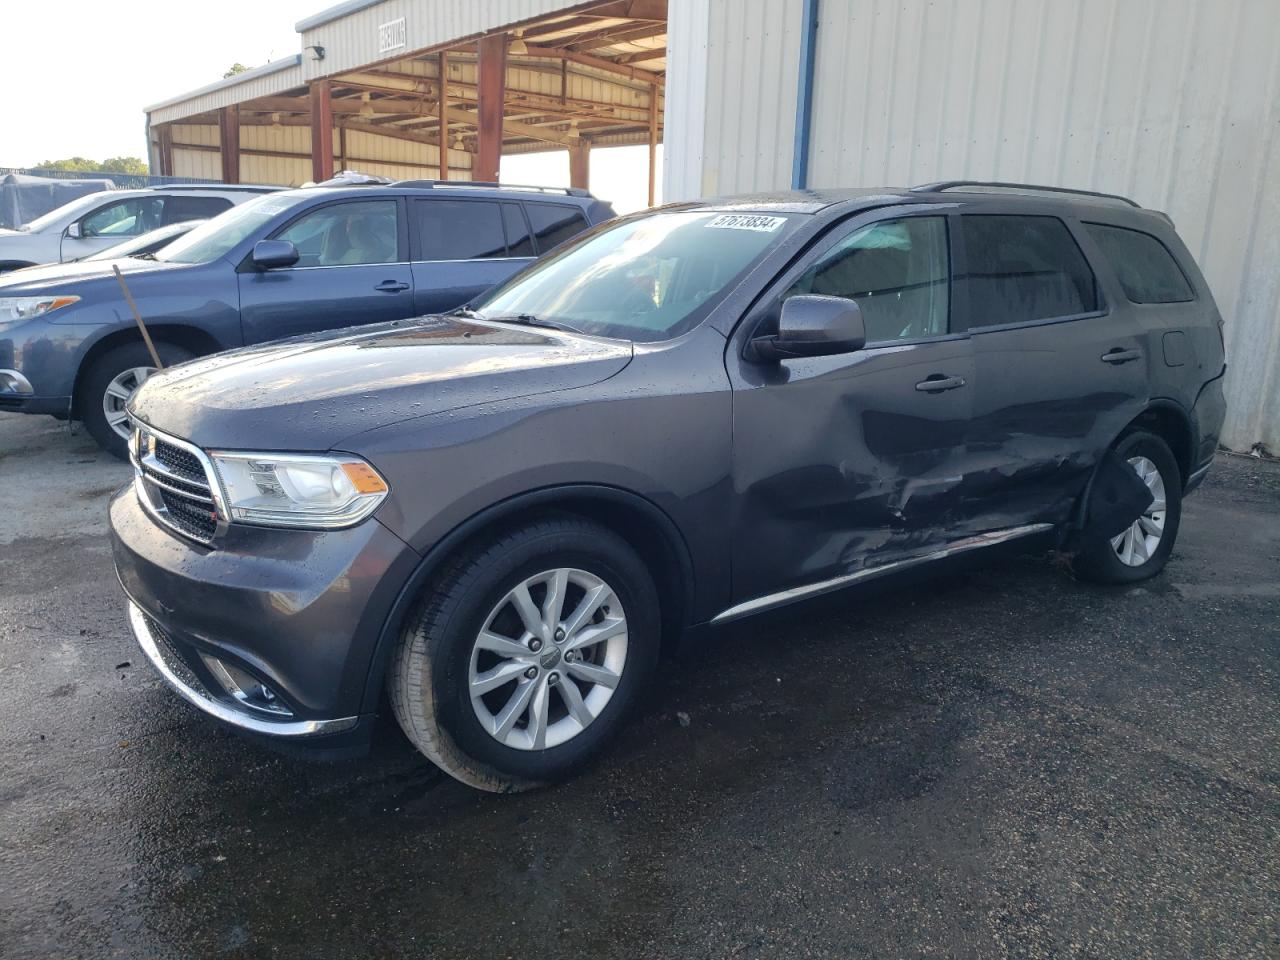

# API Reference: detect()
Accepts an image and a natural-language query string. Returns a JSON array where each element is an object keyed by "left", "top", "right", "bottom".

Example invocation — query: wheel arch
[
  {"left": 360, "top": 484, "right": 696, "bottom": 713},
  {"left": 1126, "top": 399, "right": 1194, "bottom": 485},
  {"left": 71, "top": 324, "right": 222, "bottom": 418}
]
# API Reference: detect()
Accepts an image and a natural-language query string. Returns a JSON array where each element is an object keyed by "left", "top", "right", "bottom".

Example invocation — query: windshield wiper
[
  {"left": 132, "top": 253, "right": 157, "bottom": 261},
  {"left": 489, "top": 313, "right": 584, "bottom": 335},
  {"left": 449, "top": 305, "right": 485, "bottom": 319}
]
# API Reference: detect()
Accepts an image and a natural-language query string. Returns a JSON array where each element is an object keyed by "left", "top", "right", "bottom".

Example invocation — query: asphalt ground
[{"left": 1, "top": 411, "right": 1277, "bottom": 960}]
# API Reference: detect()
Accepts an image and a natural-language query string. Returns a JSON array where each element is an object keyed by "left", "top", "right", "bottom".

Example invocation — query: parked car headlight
[
  {"left": 0, "top": 295, "right": 80, "bottom": 329},
  {"left": 208, "top": 452, "right": 389, "bottom": 528}
]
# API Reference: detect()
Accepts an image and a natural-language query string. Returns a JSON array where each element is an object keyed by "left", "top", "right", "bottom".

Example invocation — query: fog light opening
[{"left": 200, "top": 655, "right": 294, "bottom": 717}]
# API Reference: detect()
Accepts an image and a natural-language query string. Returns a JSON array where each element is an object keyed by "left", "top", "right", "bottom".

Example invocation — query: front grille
[
  {"left": 132, "top": 423, "right": 221, "bottom": 545},
  {"left": 154, "top": 439, "right": 207, "bottom": 485}
]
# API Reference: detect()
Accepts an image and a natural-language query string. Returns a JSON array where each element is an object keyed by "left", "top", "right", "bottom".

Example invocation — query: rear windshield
[
  {"left": 157, "top": 193, "right": 303, "bottom": 265},
  {"left": 472, "top": 210, "right": 799, "bottom": 342}
]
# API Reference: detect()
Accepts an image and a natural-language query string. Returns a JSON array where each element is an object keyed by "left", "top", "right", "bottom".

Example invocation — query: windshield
[
  {"left": 21, "top": 192, "right": 116, "bottom": 233},
  {"left": 156, "top": 193, "right": 301, "bottom": 265},
  {"left": 472, "top": 210, "right": 800, "bottom": 342}
]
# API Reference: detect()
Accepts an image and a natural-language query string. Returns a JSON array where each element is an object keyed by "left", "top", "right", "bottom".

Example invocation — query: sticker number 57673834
[{"left": 705, "top": 214, "right": 787, "bottom": 232}]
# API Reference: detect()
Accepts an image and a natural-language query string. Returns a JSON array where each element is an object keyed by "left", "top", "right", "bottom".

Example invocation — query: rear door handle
[
  {"left": 375, "top": 280, "right": 410, "bottom": 293},
  {"left": 1101, "top": 348, "right": 1141, "bottom": 364},
  {"left": 915, "top": 374, "right": 966, "bottom": 393}
]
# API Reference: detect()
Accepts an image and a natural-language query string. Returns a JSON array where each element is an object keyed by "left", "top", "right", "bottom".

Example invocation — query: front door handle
[
  {"left": 915, "top": 374, "right": 966, "bottom": 393},
  {"left": 375, "top": 280, "right": 410, "bottom": 293},
  {"left": 1101, "top": 348, "right": 1141, "bottom": 364}
]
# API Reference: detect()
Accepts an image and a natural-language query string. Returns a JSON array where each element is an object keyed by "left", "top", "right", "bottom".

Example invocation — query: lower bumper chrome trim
[
  {"left": 1186, "top": 462, "right": 1212, "bottom": 489},
  {"left": 126, "top": 601, "right": 358, "bottom": 737},
  {"left": 711, "top": 522, "right": 1055, "bottom": 624}
]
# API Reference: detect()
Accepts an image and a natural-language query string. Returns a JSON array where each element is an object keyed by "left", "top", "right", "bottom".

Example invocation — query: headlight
[
  {"left": 0, "top": 295, "right": 80, "bottom": 329},
  {"left": 208, "top": 451, "right": 389, "bottom": 529}
]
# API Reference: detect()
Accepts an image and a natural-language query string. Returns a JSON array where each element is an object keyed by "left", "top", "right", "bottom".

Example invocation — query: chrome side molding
[{"left": 710, "top": 523, "right": 1055, "bottom": 624}]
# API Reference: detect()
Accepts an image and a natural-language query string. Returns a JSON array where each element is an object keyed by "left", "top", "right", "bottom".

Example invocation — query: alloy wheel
[
  {"left": 1111, "top": 455, "right": 1166, "bottom": 566},
  {"left": 468, "top": 568, "right": 628, "bottom": 751},
  {"left": 101, "top": 366, "right": 155, "bottom": 441}
]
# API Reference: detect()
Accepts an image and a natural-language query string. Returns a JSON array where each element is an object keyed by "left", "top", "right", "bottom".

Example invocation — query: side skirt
[{"left": 709, "top": 523, "right": 1055, "bottom": 625}]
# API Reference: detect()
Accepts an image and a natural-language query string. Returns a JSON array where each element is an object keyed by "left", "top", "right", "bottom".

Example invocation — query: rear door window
[
  {"left": 784, "top": 216, "right": 951, "bottom": 342},
  {"left": 960, "top": 215, "right": 1099, "bottom": 327},
  {"left": 414, "top": 199, "right": 507, "bottom": 261},
  {"left": 1084, "top": 222, "right": 1195, "bottom": 303},
  {"left": 81, "top": 197, "right": 165, "bottom": 238},
  {"left": 526, "top": 203, "right": 591, "bottom": 253},
  {"left": 163, "top": 195, "right": 233, "bottom": 224}
]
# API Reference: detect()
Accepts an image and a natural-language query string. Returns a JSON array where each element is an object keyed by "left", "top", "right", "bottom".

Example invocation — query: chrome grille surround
[{"left": 129, "top": 418, "right": 228, "bottom": 546}]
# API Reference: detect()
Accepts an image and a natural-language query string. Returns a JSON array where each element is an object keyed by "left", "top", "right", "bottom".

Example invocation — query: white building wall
[{"left": 667, "top": 0, "right": 1280, "bottom": 451}]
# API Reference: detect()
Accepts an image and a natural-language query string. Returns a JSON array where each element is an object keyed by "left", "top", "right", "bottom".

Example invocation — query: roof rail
[
  {"left": 910, "top": 180, "right": 1141, "bottom": 208},
  {"left": 391, "top": 179, "right": 594, "bottom": 198},
  {"left": 149, "top": 183, "right": 279, "bottom": 193}
]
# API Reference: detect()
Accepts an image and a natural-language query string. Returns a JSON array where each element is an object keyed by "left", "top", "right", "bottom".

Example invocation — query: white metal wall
[
  {"left": 666, "top": 0, "right": 1280, "bottom": 452},
  {"left": 664, "top": 0, "right": 803, "bottom": 200}
]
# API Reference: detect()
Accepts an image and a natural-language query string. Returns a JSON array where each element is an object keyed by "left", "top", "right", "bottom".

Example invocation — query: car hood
[
  {"left": 0, "top": 256, "right": 187, "bottom": 291},
  {"left": 129, "top": 316, "right": 634, "bottom": 451}
]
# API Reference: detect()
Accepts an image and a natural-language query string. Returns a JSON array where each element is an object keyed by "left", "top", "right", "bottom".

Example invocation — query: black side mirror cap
[
  {"left": 251, "top": 239, "right": 300, "bottom": 270},
  {"left": 750, "top": 294, "right": 866, "bottom": 361}
]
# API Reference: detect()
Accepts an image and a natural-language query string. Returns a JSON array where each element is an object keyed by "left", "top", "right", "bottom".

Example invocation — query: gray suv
[{"left": 109, "top": 181, "right": 1227, "bottom": 791}]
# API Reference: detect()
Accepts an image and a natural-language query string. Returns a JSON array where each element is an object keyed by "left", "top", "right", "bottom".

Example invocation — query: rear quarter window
[
  {"left": 526, "top": 203, "right": 590, "bottom": 253},
  {"left": 1084, "top": 222, "right": 1195, "bottom": 304}
]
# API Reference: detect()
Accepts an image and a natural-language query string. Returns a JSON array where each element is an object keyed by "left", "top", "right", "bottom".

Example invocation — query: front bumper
[
  {"left": 110, "top": 484, "right": 421, "bottom": 741},
  {"left": 0, "top": 368, "right": 68, "bottom": 415}
]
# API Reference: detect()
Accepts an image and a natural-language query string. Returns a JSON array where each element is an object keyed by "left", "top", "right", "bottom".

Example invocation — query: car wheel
[
  {"left": 388, "top": 516, "right": 660, "bottom": 792},
  {"left": 80, "top": 341, "right": 192, "bottom": 459},
  {"left": 1072, "top": 429, "right": 1183, "bottom": 584}
]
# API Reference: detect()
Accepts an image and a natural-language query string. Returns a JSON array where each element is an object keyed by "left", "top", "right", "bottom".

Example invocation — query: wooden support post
[
  {"left": 338, "top": 123, "right": 347, "bottom": 172},
  {"left": 438, "top": 50, "right": 449, "bottom": 180},
  {"left": 310, "top": 79, "right": 334, "bottom": 182},
  {"left": 218, "top": 105, "right": 240, "bottom": 184},
  {"left": 157, "top": 124, "right": 174, "bottom": 177},
  {"left": 569, "top": 141, "right": 590, "bottom": 191},
  {"left": 475, "top": 33, "right": 507, "bottom": 183},
  {"left": 647, "top": 82, "right": 659, "bottom": 207}
]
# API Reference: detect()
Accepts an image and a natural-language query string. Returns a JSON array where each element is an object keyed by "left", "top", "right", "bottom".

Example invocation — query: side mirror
[
  {"left": 251, "top": 239, "right": 300, "bottom": 270},
  {"left": 750, "top": 294, "right": 866, "bottom": 361},
  {"left": 65, "top": 222, "right": 82, "bottom": 239}
]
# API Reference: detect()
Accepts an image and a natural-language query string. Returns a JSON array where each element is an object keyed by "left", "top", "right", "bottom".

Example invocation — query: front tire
[
  {"left": 1072, "top": 429, "right": 1183, "bottom": 584},
  {"left": 388, "top": 517, "right": 660, "bottom": 792},
  {"left": 79, "top": 341, "right": 193, "bottom": 459}
]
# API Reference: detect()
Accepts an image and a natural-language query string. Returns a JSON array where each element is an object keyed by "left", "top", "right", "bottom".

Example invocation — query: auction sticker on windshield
[{"left": 706, "top": 214, "right": 787, "bottom": 232}]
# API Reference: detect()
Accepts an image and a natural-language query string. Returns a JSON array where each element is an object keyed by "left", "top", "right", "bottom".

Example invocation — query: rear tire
[
  {"left": 1072, "top": 429, "right": 1183, "bottom": 584},
  {"left": 388, "top": 516, "right": 660, "bottom": 792},
  {"left": 79, "top": 341, "right": 193, "bottom": 459}
]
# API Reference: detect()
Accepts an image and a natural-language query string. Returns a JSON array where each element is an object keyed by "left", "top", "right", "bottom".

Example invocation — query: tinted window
[
  {"left": 502, "top": 202, "right": 535, "bottom": 258},
  {"left": 527, "top": 203, "right": 590, "bottom": 252},
  {"left": 961, "top": 215, "right": 1098, "bottom": 327},
  {"left": 415, "top": 199, "right": 507, "bottom": 261},
  {"left": 786, "top": 217, "right": 950, "bottom": 342},
  {"left": 276, "top": 200, "right": 399, "bottom": 267},
  {"left": 1085, "top": 223, "right": 1194, "bottom": 303},
  {"left": 163, "top": 195, "right": 232, "bottom": 224},
  {"left": 158, "top": 192, "right": 302, "bottom": 265},
  {"left": 82, "top": 197, "right": 164, "bottom": 238}
]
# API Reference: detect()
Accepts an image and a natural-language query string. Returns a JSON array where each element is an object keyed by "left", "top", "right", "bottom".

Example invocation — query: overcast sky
[{"left": 0, "top": 0, "right": 658, "bottom": 212}]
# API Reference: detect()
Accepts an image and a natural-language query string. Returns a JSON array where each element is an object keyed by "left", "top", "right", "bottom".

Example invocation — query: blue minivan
[{"left": 0, "top": 181, "right": 614, "bottom": 456}]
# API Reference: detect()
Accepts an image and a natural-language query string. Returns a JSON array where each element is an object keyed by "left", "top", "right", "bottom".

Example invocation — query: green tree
[
  {"left": 30, "top": 156, "right": 148, "bottom": 175},
  {"left": 100, "top": 157, "right": 148, "bottom": 174},
  {"left": 223, "top": 62, "right": 251, "bottom": 78},
  {"left": 32, "top": 157, "right": 100, "bottom": 172}
]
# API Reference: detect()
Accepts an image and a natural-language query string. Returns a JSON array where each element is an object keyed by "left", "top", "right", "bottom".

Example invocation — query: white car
[{"left": 0, "top": 185, "right": 276, "bottom": 271}]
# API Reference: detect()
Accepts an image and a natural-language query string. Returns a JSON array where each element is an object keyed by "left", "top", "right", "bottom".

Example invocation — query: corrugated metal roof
[{"left": 144, "top": 56, "right": 303, "bottom": 116}]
